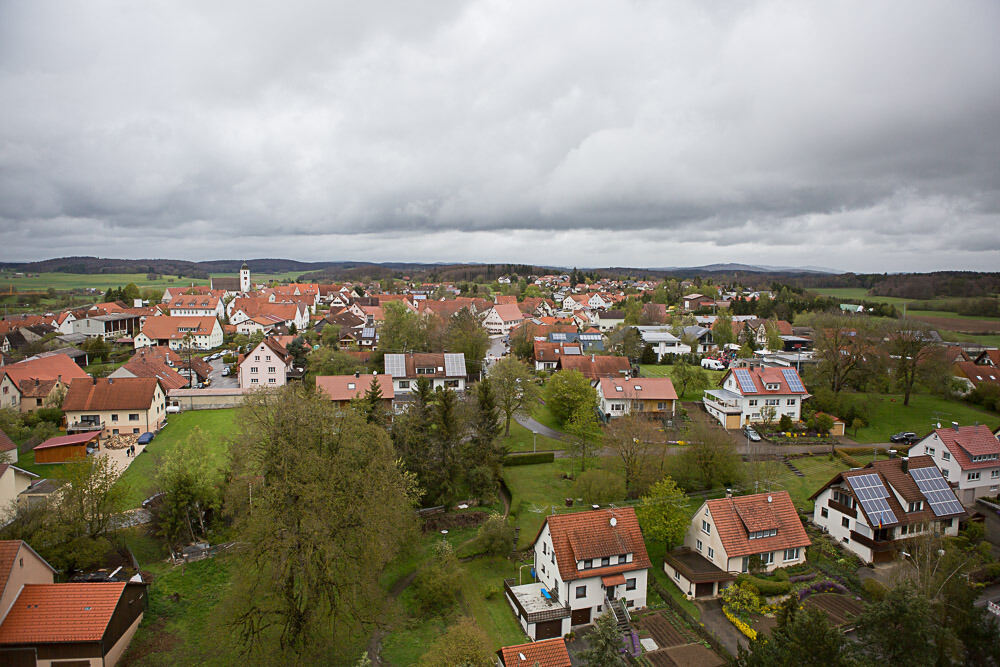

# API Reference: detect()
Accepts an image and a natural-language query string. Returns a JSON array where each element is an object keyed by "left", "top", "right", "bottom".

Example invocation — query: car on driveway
[
  {"left": 890, "top": 431, "right": 918, "bottom": 444},
  {"left": 743, "top": 426, "right": 762, "bottom": 442},
  {"left": 137, "top": 432, "right": 155, "bottom": 445}
]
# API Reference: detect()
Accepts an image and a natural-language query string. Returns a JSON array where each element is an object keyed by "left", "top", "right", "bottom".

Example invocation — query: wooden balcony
[
  {"left": 828, "top": 499, "right": 856, "bottom": 518},
  {"left": 849, "top": 531, "right": 897, "bottom": 553}
]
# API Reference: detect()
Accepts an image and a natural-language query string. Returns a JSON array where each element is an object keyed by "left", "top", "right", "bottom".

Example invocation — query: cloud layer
[{"left": 1, "top": 0, "right": 998, "bottom": 271}]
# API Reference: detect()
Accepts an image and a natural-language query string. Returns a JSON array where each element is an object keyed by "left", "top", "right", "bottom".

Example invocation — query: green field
[
  {"left": 499, "top": 419, "right": 563, "bottom": 452},
  {"left": 845, "top": 393, "right": 999, "bottom": 444},
  {"left": 944, "top": 332, "right": 1000, "bottom": 348},
  {"left": 907, "top": 309, "right": 1000, "bottom": 322},
  {"left": 639, "top": 364, "right": 725, "bottom": 399},
  {"left": 0, "top": 271, "right": 306, "bottom": 293},
  {"left": 116, "top": 408, "right": 237, "bottom": 507},
  {"left": 810, "top": 287, "right": 919, "bottom": 305}
]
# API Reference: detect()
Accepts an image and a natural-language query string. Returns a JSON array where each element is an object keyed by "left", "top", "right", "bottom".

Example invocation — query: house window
[
  {"left": 707, "top": 547, "right": 714, "bottom": 559},
  {"left": 601, "top": 556, "right": 610, "bottom": 567},
  {"left": 268, "top": 378, "right": 276, "bottom": 384},
  {"left": 133, "top": 428, "right": 139, "bottom": 434},
  {"left": 111, "top": 414, "right": 119, "bottom": 422},
  {"left": 251, "top": 367, "right": 259, "bottom": 374},
  {"left": 673, "top": 570, "right": 680, "bottom": 581},
  {"left": 129, "top": 414, "right": 139, "bottom": 421},
  {"left": 783, "top": 548, "right": 800, "bottom": 561},
  {"left": 445, "top": 380, "right": 459, "bottom": 388},
  {"left": 761, "top": 552, "right": 774, "bottom": 565},
  {"left": 942, "top": 468, "right": 949, "bottom": 478},
  {"left": 268, "top": 367, "right": 276, "bottom": 373},
  {"left": 927, "top": 447, "right": 935, "bottom": 456},
  {"left": 112, "top": 429, "right": 119, "bottom": 435},
  {"left": 251, "top": 378, "right": 258, "bottom": 384},
  {"left": 786, "top": 399, "right": 795, "bottom": 406},
  {"left": 576, "top": 585, "right": 586, "bottom": 599},
  {"left": 908, "top": 501, "right": 924, "bottom": 512},
  {"left": 542, "top": 542, "right": 547, "bottom": 554},
  {"left": 992, "top": 470, "right": 1000, "bottom": 479},
  {"left": 820, "top": 507, "right": 829, "bottom": 519},
  {"left": 592, "top": 559, "right": 600, "bottom": 568},
  {"left": 741, "top": 557, "right": 749, "bottom": 573},
  {"left": 266, "top": 355, "right": 271, "bottom": 361},
  {"left": 968, "top": 472, "right": 981, "bottom": 481},
  {"left": 942, "top": 451, "right": 951, "bottom": 461},
  {"left": 254, "top": 355, "right": 260, "bottom": 361},
  {"left": 657, "top": 402, "right": 667, "bottom": 410},
  {"left": 696, "top": 539, "right": 703, "bottom": 552},
  {"left": 626, "top": 578, "right": 636, "bottom": 591},
  {"left": 398, "top": 381, "right": 410, "bottom": 389},
  {"left": 702, "top": 520, "right": 711, "bottom": 535},
  {"left": 765, "top": 398, "right": 780, "bottom": 406},
  {"left": 748, "top": 399, "right": 758, "bottom": 407},
  {"left": 842, "top": 517, "right": 850, "bottom": 529},
  {"left": 611, "top": 403, "right": 625, "bottom": 411}
]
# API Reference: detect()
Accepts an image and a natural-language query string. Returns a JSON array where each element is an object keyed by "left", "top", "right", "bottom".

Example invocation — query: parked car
[
  {"left": 137, "top": 432, "right": 155, "bottom": 445},
  {"left": 743, "top": 426, "right": 762, "bottom": 442},
  {"left": 221, "top": 367, "right": 230, "bottom": 376},
  {"left": 890, "top": 431, "right": 918, "bottom": 444}
]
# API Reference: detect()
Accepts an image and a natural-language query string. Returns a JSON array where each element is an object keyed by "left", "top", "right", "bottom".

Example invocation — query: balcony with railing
[
  {"left": 66, "top": 419, "right": 103, "bottom": 433},
  {"left": 503, "top": 578, "right": 570, "bottom": 623},
  {"left": 703, "top": 389, "right": 743, "bottom": 414}
]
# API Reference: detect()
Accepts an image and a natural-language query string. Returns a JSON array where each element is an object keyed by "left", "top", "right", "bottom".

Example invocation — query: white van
[{"left": 701, "top": 358, "right": 726, "bottom": 370}]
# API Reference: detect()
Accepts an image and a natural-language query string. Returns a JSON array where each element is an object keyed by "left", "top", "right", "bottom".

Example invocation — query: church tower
[{"left": 240, "top": 260, "right": 251, "bottom": 292}]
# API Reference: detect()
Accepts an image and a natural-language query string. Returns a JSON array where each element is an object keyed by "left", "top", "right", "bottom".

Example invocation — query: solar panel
[
  {"left": 846, "top": 474, "right": 898, "bottom": 526},
  {"left": 551, "top": 333, "right": 567, "bottom": 341},
  {"left": 443, "top": 353, "right": 466, "bottom": 377},
  {"left": 781, "top": 368, "right": 805, "bottom": 393},
  {"left": 910, "top": 467, "right": 964, "bottom": 516},
  {"left": 384, "top": 354, "right": 406, "bottom": 378},
  {"left": 733, "top": 368, "right": 758, "bottom": 393}
]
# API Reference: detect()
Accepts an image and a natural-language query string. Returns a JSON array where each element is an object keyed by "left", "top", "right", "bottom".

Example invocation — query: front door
[{"left": 606, "top": 585, "right": 616, "bottom": 600}]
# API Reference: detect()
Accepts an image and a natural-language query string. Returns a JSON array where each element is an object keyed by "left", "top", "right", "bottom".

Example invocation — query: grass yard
[
  {"left": 500, "top": 419, "right": 563, "bottom": 452},
  {"left": 943, "top": 331, "right": 1000, "bottom": 348},
  {"left": 116, "top": 408, "right": 238, "bottom": 508},
  {"left": 639, "top": 365, "right": 725, "bottom": 399},
  {"left": 530, "top": 402, "right": 562, "bottom": 431},
  {"left": 847, "top": 393, "right": 998, "bottom": 443},
  {"left": 808, "top": 288, "right": 919, "bottom": 306},
  {"left": 644, "top": 537, "right": 702, "bottom": 621},
  {"left": 907, "top": 309, "right": 1000, "bottom": 322},
  {"left": 16, "top": 448, "right": 82, "bottom": 479}
]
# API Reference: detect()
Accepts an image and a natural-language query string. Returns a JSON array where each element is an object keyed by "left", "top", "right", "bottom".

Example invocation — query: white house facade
[
  {"left": 703, "top": 366, "right": 807, "bottom": 430},
  {"left": 908, "top": 424, "right": 1000, "bottom": 505}
]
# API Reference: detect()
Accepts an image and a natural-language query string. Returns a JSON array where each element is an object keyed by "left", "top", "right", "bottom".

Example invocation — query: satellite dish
[{"left": 610, "top": 517, "right": 617, "bottom": 527}]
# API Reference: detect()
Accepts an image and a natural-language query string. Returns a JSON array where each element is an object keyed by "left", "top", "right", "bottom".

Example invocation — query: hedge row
[
  {"left": 736, "top": 574, "right": 792, "bottom": 596},
  {"left": 502, "top": 452, "right": 556, "bottom": 466},
  {"left": 835, "top": 450, "right": 862, "bottom": 468}
]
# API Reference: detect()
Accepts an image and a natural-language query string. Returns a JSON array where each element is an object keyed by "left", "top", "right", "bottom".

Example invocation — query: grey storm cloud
[{"left": 1, "top": 0, "right": 999, "bottom": 271}]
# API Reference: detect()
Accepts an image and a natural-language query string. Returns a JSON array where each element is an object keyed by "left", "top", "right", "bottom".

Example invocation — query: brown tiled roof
[
  {"left": 559, "top": 355, "right": 630, "bottom": 380},
  {"left": 541, "top": 508, "right": 651, "bottom": 582},
  {"left": 490, "top": 304, "right": 524, "bottom": 322},
  {"left": 705, "top": 491, "right": 810, "bottom": 558},
  {"left": 167, "top": 295, "right": 220, "bottom": 309},
  {"left": 62, "top": 377, "right": 161, "bottom": 412},
  {"left": 140, "top": 316, "right": 218, "bottom": 341},
  {"left": 953, "top": 361, "right": 1000, "bottom": 388},
  {"left": 2, "top": 354, "right": 90, "bottom": 386},
  {"left": 532, "top": 341, "right": 582, "bottom": 363},
  {"left": 598, "top": 377, "right": 678, "bottom": 401},
  {"left": 499, "top": 638, "right": 571, "bottom": 667},
  {"left": 0, "top": 429, "right": 15, "bottom": 453},
  {"left": 0, "top": 582, "right": 126, "bottom": 644},
  {"left": 934, "top": 425, "right": 1000, "bottom": 470},
  {"left": 976, "top": 349, "right": 1000, "bottom": 367},
  {"left": 119, "top": 355, "right": 189, "bottom": 390},
  {"left": 17, "top": 379, "right": 57, "bottom": 399},
  {"left": 420, "top": 300, "right": 468, "bottom": 319},
  {"left": 495, "top": 295, "right": 518, "bottom": 305},
  {"left": 315, "top": 374, "right": 394, "bottom": 401}
]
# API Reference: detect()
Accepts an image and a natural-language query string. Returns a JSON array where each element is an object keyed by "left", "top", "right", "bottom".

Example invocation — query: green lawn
[
  {"left": 499, "top": 419, "right": 563, "bottom": 453},
  {"left": 907, "top": 309, "right": 1000, "bottom": 322},
  {"left": 644, "top": 537, "right": 702, "bottom": 621},
  {"left": 809, "top": 288, "right": 919, "bottom": 306},
  {"left": 16, "top": 448, "right": 81, "bottom": 479},
  {"left": 846, "top": 393, "right": 999, "bottom": 444},
  {"left": 942, "top": 331, "right": 1000, "bottom": 348},
  {"left": 530, "top": 402, "right": 562, "bottom": 431},
  {"left": 639, "top": 365, "right": 725, "bottom": 399},
  {"left": 116, "top": 409, "right": 238, "bottom": 508}
]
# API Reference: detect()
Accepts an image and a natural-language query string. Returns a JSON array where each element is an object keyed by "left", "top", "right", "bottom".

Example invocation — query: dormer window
[
  {"left": 765, "top": 383, "right": 779, "bottom": 391},
  {"left": 748, "top": 529, "right": 777, "bottom": 540},
  {"left": 908, "top": 501, "right": 924, "bottom": 512}
]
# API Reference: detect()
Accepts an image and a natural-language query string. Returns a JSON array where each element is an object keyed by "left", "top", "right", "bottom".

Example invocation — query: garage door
[
  {"left": 535, "top": 619, "right": 563, "bottom": 640},
  {"left": 695, "top": 582, "right": 714, "bottom": 598},
  {"left": 571, "top": 607, "right": 591, "bottom": 625}
]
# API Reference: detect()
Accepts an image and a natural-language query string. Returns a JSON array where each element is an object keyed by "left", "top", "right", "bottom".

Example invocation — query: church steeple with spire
[{"left": 240, "top": 260, "right": 251, "bottom": 292}]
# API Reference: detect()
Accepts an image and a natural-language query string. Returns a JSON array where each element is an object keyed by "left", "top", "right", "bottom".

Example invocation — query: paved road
[
  {"left": 514, "top": 413, "right": 569, "bottom": 441},
  {"left": 207, "top": 358, "right": 238, "bottom": 388}
]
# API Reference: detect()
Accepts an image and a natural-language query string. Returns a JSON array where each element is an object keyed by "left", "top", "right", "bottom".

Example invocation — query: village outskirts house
[
  {"left": 166, "top": 294, "right": 225, "bottom": 319},
  {"left": 133, "top": 316, "right": 223, "bottom": 351},
  {"left": 908, "top": 424, "right": 1000, "bottom": 505},
  {"left": 483, "top": 304, "right": 525, "bottom": 336},
  {"left": 663, "top": 491, "right": 810, "bottom": 599},
  {"left": 62, "top": 377, "right": 167, "bottom": 438},
  {"left": 809, "top": 455, "right": 964, "bottom": 564},
  {"left": 504, "top": 508, "right": 650, "bottom": 640},
  {"left": 596, "top": 377, "right": 678, "bottom": 420},
  {"left": 315, "top": 373, "right": 395, "bottom": 412},
  {"left": 702, "top": 366, "right": 807, "bottom": 430},
  {"left": 0, "top": 354, "right": 90, "bottom": 413},
  {"left": 383, "top": 353, "right": 467, "bottom": 394}
]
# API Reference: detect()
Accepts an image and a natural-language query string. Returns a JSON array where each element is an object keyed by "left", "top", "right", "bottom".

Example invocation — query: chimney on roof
[
  {"left": 354, "top": 371, "right": 359, "bottom": 378},
  {"left": 767, "top": 495, "right": 773, "bottom": 503},
  {"left": 92, "top": 376, "right": 97, "bottom": 385},
  {"left": 725, "top": 488, "right": 732, "bottom": 498},
  {"left": 952, "top": 421, "right": 960, "bottom": 432},
  {"left": 888, "top": 449, "right": 896, "bottom": 459},
  {"left": 901, "top": 457, "right": 909, "bottom": 474}
]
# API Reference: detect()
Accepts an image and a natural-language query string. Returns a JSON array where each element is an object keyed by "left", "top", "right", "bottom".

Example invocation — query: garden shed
[{"left": 33, "top": 431, "right": 99, "bottom": 464}]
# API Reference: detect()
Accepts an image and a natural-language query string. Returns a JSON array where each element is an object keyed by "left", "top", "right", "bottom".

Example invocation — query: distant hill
[{"left": 0, "top": 256, "right": 334, "bottom": 278}]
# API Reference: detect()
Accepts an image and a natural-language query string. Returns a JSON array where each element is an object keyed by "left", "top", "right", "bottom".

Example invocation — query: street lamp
[{"left": 532, "top": 430, "right": 537, "bottom": 453}]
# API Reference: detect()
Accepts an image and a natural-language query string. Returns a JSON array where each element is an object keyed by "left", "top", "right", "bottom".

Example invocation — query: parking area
[{"left": 207, "top": 356, "right": 238, "bottom": 388}]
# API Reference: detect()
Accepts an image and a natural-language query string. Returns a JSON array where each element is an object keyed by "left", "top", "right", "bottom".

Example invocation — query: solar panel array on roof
[
  {"left": 579, "top": 333, "right": 601, "bottom": 340},
  {"left": 781, "top": 368, "right": 805, "bottom": 392},
  {"left": 361, "top": 327, "right": 376, "bottom": 338},
  {"left": 847, "top": 474, "right": 898, "bottom": 526},
  {"left": 443, "top": 353, "right": 466, "bottom": 377},
  {"left": 910, "top": 467, "right": 965, "bottom": 517},
  {"left": 733, "top": 368, "right": 757, "bottom": 393},
  {"left": 551, "top": 333, "right": 567, "bottom": 341},
  {"left": 384, "top": 354, "right": 406, "bottom": 377}
]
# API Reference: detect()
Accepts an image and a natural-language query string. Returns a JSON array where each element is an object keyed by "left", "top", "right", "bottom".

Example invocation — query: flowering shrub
[
  {"left": 723, "top": 606, "right": 757, "bottom": 640},
  {"left": 789, "top": 572, "right": 817, "bottom": 583},
  {"left": 797, "top": 580, "right": 849, "bottom": 601}
]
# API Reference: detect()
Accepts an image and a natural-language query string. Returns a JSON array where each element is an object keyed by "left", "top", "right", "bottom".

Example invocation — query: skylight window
[{"left": 615, "top": 386, "right": 623, "bottom": 392}]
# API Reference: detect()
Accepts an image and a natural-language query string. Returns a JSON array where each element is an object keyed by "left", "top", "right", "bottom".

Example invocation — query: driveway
[
  {"left": 693, "top": 598, "right": 746, "bottom": 656},
  {"left": 514, "top": 414, "right": 569, "bottom": 442}
]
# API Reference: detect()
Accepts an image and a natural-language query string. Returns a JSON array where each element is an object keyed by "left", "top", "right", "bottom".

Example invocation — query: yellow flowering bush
[{"left": 723, "top": 607, "right": 757, "bottom": 640}]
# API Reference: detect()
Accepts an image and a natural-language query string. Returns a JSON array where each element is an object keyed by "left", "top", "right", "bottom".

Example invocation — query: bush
[
  {"left": 778, "top": 414, "right": 793, "bottom": 432},
  {"left": 737, "top": 574, "right": 791, "bottom": 596},
  {"left": 574, "top": 470, "right": 626, "bottom": 504},
  {"left": 412, "top": 541, "right": 459, "bottom": 614},
  {"left": 34, "top": 407, "right": 63, "bottom": 425},
  {"left": 972, "top": 562, "right": 1000, "bottom": 584},
  {"left": 835, "top": 450, "right": 862, "bottom": 468},
  {"left": 502, "top": 452, "right": 555, "bottom": 466},
  {"left": 861, "top": 578, "right": 888, "bottom": 601},
  {"left": 476, "top": 513, "right": 514, "bottom": 556}
]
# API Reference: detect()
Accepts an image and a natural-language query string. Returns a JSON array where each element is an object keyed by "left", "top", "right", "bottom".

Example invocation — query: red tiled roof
[
  {"left": 495, "top": 295, "right": 518, "bottom": 305},
  {"left": 491, "top": 304, "right": 524, "bottom": 322},
  {"left": 0, "top": 429, "right": 15, "bottom": 453},
  {"left": 934, "top": 425, "right": 1000, "bottom": 470},
  {"left": 0, "top": 541, "right": 22, "bottom": 596},
  {"left": 62, "top": 377, "right": 161, "bottom": 412},
  {"left": 118, "top": 354, "right": 189, "bottom": 391},
  {"left": 0, "top": 582, "right": 126, "bottom": 644},
  {"left": 541, "top": 508, "right": 651, "bottom": 582},
  {"left": 17, "top": 379, "right": 57, "bottom": 399},
  {"left": 705, "top": 491, "right": 810, "bottom": 558},
  {"left": 140, "top": 316, "right": 218, "bottom": 341},
  {"left": 953, "top": 361, "right": 1000, "bottom": 388},
  {"left": 2, "top": 354, "right": 90, "bottom": 386},
  {"left": 533, "top": 341, "right": 582, "bottom": 362},
  {"left": 167, "top": 295, "right": 220, "bottom": 309},
  {"left": 559, "top": 355, "right": 631, "bottom": 380},
  {"left": 315, "top": 374, "right": 394, "bottom": 401},
  {"left": 35, "top": 431, "right": 100, "bottom": 450},
  {"left": 598, "top": 377, "right": 678, "bottom": 401},
  {"left": 721, "top": 366, "right": 807, "bottom": 395},
  {"left": 499, "top": 638, "right": 571, "bottom": 667}
]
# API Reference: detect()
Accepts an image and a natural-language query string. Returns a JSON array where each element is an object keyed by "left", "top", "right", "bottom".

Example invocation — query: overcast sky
[{"left": 2, "top": 1, "right": 998, "bottom": 272}]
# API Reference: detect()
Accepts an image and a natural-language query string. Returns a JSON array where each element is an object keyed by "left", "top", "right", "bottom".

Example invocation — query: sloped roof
[
  {"left": 383, "top": 353, "right": 466, "bottom": 379},
  {"left": 0, "top": 429, "right": 15, "bottom": 453},
  {"left": 118, "top": 354, "right": 189, "bottom": 390},
  {"left": 559, "top": 355, "right": 630, "bottom": 380},
  {"left": 721, "top": 366, "right": 807, "bottom": 395},
  {"left": 17, "top": 379, "right": 58, "bottom": 399},
  {"left": 167, "top": 295, "right": 220, "bottom": 309},
  {"left": 62, "top": 377, "right": 161, "bottom": 412},
  {"left": 140, "top": 316, "right": 219, "bottom": 340},
  {"left": 0, "top": 541, "right": 55, "bottom": 601},
  {"left": 490, "top": 304, "right": 524, "bottom": 322},
  {"left": 0, "top": 582, "right": 126, "bottom": 644},
  {"left": 953, "top": 361, "right": 1000, "bottom": 387},
  {"left": 315, "top": 374, "right": 394, "bottom": 401},
  {"left": 933, "top": 425, "right": 1000, "bottom": 470},
  {"left": 705, "top": 491, "right": 810, "bottom": 558},
  {"left": 499, "top": 638, "right": 571, "bottom": 667},
  {"left": 35, "top": 431, "right": 100, "bottom": 450},
  {"left": 540, "top": 508, "right": 651, "bottom": 582},
  {"left": 598, "top": 377, "right": 677, "bottom": 401},
  {"left": 2, "top": 354, "right": 89, "bottom": 386}
]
